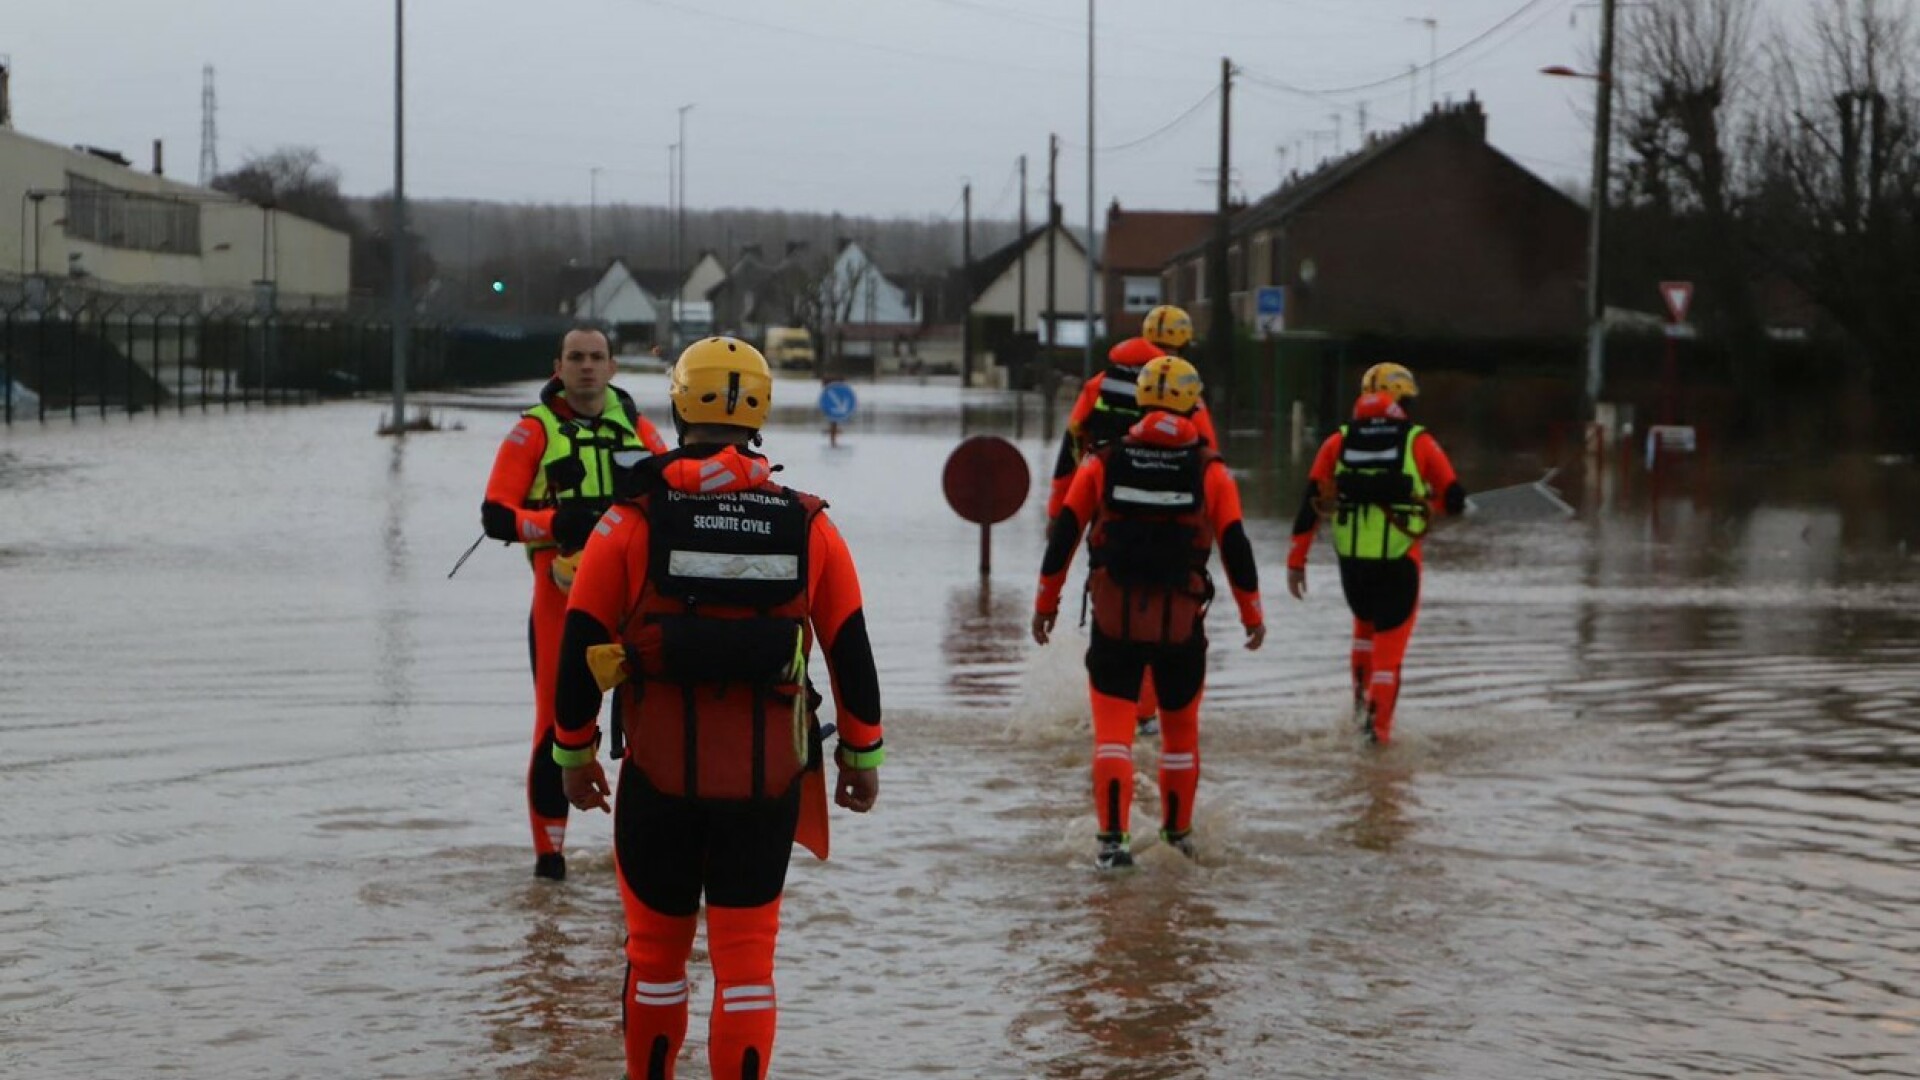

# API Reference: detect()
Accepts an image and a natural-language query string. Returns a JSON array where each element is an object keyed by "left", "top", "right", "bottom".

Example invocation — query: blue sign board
[
  {"left": 818, "top": 382, "right": 858, "bottom": 422},
  {"left": 1255, "top": 286, "right": 1286, "bottom": 338}
]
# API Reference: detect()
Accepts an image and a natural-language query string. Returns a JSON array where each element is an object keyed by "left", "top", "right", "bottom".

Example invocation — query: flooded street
[{"left": 3, "top": 380, "right": 1917, "bottom": 1079}]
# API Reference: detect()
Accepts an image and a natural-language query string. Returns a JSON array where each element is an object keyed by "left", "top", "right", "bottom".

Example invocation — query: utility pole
[
  {"left": 1584, "top": 0, "right": 1618, "bottom": 418},
  {"left": 962, "top": 180, "right": 973, "bottom": 387},
  {"left": 1331, "top": 111, "right": 1344, "bottom": 156},
  {"left": 1357, "top": 102, "right": 1369, "bottom": 142},
  {"left": 1083, "top": 0, "right": 1096, "bottom": 379},
  {"left": 1046, "top": 134, "right": 1059, "bottom": 370},
  {"left": 1017, "top": 153, "right": 1028, "bottom": 339},
  {"left": 1207, "top": 56, "right": 1236, "bottom": 424},
  {"left": 388, "top": 0, "right": 409, "bottom": 436}
]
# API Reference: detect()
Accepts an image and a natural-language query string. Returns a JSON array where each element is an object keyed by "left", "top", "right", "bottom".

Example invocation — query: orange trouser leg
[
  {"left": 706, "top": 900, "right": 782, "bottom": 1080},
  {"left": 1156, "top": 695, "right": 1202, "bottom": 835},
  {"left": 527, "top": 549, "right": 570, "bottom": 856},
  {"left": 1136, "top": 670, "right": 1159, "bottom": 721},
  {"left": 1366, "top": 604, "right": 1419, "bottom": 744},
  {"left": 1091, "top": 691, "right": 1138, "bottom": 837},
  {"left": 1350, "top": 620, "right": 1376, "bottom": 709},
  {"left": 621, "top": 900, "right": 698, "bottom": 1080}
]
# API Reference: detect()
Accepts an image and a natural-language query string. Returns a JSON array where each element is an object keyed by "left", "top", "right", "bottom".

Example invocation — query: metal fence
[{"left": 1, "top": 287, "right": 447, "bottom": 424}]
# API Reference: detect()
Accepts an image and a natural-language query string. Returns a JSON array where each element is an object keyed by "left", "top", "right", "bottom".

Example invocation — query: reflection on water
[
  {"left": 2, "top": 383, "right": 1918, "bottom": 1078},
  {"left": 1334, "top": 761, "right": 1419, "bottom": 853},
  {"left": 1036, "top": 888, "right": 1228, "bottom": 1080},
  {"left": 942, "top": 577, "right": 1031, "bottom": 708}
]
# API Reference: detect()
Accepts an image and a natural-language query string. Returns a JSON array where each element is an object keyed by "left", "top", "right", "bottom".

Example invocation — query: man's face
[{"left": 555, "top": 331, "right": 613, "bottom": 397}]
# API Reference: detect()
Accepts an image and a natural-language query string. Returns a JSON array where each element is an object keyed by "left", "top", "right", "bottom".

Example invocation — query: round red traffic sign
[{"left": 942, "top": 436, "right": 1030, "bottom": 525}]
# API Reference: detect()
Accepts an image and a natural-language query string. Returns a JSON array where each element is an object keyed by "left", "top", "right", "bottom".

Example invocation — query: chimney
[
  {"left": 152, "top": 139, "right": 164, "bottom": 176},
  {"left": 0, "top": 57, "right": 11, "bottom": 129}
]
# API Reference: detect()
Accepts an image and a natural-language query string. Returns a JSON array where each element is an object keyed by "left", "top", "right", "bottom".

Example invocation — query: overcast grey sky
[{"left": 8, "top": 0, "right": 1819, "bottom": 221}]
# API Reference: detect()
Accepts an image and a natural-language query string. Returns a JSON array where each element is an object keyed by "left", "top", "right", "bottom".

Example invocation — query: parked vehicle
[{"left": 764, "top": 326, "right": 815, "bottom": 370}]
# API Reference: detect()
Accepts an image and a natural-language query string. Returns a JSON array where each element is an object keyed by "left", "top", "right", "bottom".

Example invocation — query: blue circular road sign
[{"left": 818, "top": 382, "right": 858, "bottom": 422}]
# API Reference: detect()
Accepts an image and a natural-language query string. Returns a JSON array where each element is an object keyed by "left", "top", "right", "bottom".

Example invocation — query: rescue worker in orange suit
[
  {"left": 552, "top": 337, "right": 883, "bottom": 1080},
  {"left": 480, "top": 327, "right": 669, "bottom": 880},
  {"left": 1286, "top": 363, "right": 1466, "bottom": 746},
  {"left": 1046, "top": 305, "right": 1220, "bottom": 738},
  {"left": 1032, "top": 357, "right": 1264, "bottom": 870}
]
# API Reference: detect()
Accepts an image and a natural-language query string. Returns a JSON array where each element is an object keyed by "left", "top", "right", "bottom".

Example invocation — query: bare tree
[
  {"left": 1752, "top": 0, "right": 1920, "bottom": 448},
  {"left": 1612, "top": 0, "right": 1765, "bottom": 360}
]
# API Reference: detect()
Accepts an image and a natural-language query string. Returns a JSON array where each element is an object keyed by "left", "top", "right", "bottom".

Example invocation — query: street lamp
[{"left": 1543, "top": 0, "right": 1618, "bottom": 423}]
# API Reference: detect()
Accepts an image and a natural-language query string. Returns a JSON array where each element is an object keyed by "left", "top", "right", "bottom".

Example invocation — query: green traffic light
[{"left": 491, "top": 280, "right": 506, "bottom": 294}]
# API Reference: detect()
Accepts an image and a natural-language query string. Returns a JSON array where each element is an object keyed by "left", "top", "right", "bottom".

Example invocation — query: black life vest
[
  {"left": 1085, "top": 439, "right": 1217, "bottom": 644},
  {"left": 1079, "top": 362, "right": 1149, "bottom": 451},
  {"left": 618, "top": 472, "right": 824, "bottom": 802}
]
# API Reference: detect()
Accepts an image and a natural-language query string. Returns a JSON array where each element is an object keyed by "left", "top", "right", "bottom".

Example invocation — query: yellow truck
[{"left": 763, "top": 327, "right": 815, "bottom": 370}]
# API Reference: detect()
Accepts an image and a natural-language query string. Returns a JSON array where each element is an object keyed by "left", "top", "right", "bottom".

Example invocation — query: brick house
[
  {"left": 1162, "top": 97, "right": 1586, "bottom": 341},
  {"left": 1102, "top": 204, "right": 1212, "bottom": 340}
]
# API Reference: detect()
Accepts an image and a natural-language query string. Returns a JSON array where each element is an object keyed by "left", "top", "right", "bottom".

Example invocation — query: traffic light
[{"left": 491, "top": 279, "right": 506, "bottom": 294}]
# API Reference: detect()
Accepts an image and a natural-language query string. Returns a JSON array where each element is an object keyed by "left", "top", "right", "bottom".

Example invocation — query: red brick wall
[{"left": 1282, "top": 127, "right": 1586, "bottom": 338}]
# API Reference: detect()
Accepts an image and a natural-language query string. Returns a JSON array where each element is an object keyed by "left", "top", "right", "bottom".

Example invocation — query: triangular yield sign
[{"left": 1660, "top": 280, "right": 1694, "bottom": 323}]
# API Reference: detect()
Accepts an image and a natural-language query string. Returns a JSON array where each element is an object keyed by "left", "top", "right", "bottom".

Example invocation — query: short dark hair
[{"left": 559, "top": 326, "right": 611, "bottom": 353}]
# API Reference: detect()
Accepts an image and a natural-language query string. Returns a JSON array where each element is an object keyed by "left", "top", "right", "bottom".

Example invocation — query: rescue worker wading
[
  {"left": 1033, "top": 357, "right": 1265, "bottom": 870},
  {"left": 1045, "top": 304, "right": 1220, "bottom": 738},
  {"left": 552, "top": 337, "right": 883, "bottom": 1080},
  {"left": 1286, "top": 363, "right": 1466, "bottom": 746},
  {"left": 481, "top": 327, "right": 669, "bottom": 880}
]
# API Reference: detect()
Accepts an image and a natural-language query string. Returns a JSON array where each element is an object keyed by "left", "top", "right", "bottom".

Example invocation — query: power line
[
  {"left": 1061, "top": 85, "right": 1221, "bottom": 155},
  {"left": 1241, "top": 0, "right": 1569, "bottom": 98}
]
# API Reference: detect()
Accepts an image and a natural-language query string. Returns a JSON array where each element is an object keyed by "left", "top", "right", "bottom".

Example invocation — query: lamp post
[
  {"left": 675, "top": 103, "right": 694, "bottom": 351},
  {"left": 388, "top": 0, "right": 410, "bottom": 436},
  {"left": 588, "top": 165, "right": 601, "bottom": 318},
  {"left": 29, "top": 191, "right": 45, "bottom": 275},
  {"left": 676, "top": 103, "right": 694, "bottom": 275},
  {"left": 1542, "top": 0, "right": 1618, "bottom": 422},
  {"left": 1083, "top": 0, "right": 1096, "bottom": 380}
]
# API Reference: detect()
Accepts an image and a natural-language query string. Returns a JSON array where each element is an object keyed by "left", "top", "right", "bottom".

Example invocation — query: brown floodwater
[{"left": 2, "top": 379, "right": 1916, "bottom": 1079}]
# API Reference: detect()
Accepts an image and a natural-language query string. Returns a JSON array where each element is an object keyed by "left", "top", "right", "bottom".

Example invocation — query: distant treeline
[{"left": 349, "top": 195, "right": 1028, "bottom": 317}]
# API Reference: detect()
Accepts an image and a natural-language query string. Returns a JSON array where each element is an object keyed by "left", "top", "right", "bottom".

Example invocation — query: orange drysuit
[
  {"left": 1288, "top": 392, "right": 1463, "bottom": 745},
  {"left": 482, "top": 378, "right": 667, "bottom": 865},
  {"left": 554, "top": 443, "right": 882, "bottom": 1080},
  {"left": 1047, "top": 338, "right": 1221, "bottom": 723},
  {"left": 1038, "top": 410, "right": 1262, "bottom": 846}
]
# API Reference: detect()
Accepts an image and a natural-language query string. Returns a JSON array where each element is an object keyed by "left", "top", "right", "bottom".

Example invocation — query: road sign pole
[{"left": 1662, "top": 331, "right": 1677, "bottom": 425}]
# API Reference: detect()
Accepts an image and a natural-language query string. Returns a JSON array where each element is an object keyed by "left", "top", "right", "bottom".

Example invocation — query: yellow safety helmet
[
  {"left": 670, "top": 336, "right": 773, "bottom": 430},
  {"left": 1359, "top": 362, "right": 1418, "bottom": 401},
  {"left": 1136, "top": 356, "right": 1204, "bottom": 414},
  {"left": 1140, "top": 305, "right": 1194, "bottom": 350}
]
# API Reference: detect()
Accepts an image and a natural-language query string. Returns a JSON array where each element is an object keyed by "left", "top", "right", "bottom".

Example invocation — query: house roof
[
  {"left": 1104, "top": 208, "right": 1214, "bottom": 272},
  {"left": 964, "top": 223, "right": 1087, "bottom": 299},
  {"left": 1167, "top": 97, "right": 1570, "bottom": 263}
]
